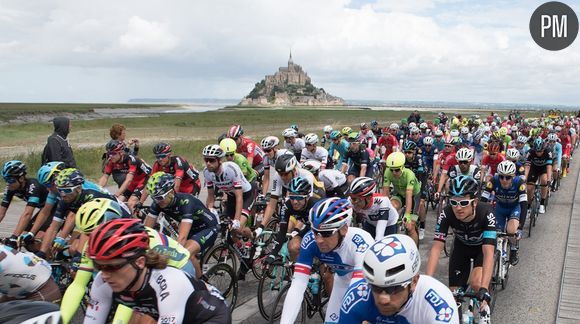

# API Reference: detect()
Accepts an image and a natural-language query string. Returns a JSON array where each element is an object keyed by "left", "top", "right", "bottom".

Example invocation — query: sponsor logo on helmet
[{"left": 371, "top": 236, "right": 406, "bottom": 262}]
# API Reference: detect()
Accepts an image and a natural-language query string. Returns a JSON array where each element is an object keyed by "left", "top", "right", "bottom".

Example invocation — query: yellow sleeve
[
  {"left": 111, "top": 304, "right": 133, "bottom": 324},
  {"left": 60, "top": 269, "right": 92, "bottom": 324}
]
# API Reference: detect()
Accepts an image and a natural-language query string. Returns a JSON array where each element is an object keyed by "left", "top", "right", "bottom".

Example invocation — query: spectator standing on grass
[{"left": 41, "top": 117, "right": 76, "bottom": 168}]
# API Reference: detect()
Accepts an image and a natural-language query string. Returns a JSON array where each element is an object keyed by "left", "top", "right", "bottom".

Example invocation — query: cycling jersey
[
  {"left": 85, "top": 266, "right": 230, "bottom": 324},
  {"left": 0, "top": 244, "right": 52, "bottom": 299},
  {"left": 284, "top": 138, "right": 306, "bottom": 159},
  {"left": 103, "top": 154, "right": 151, "bottom": 190},
  {"left": 352, "top": 193, "right": 398, "bottom": 240},
  {"left": 269, "top": 168, "right": 324, "bottom": 199},
  {"left": 300, "top": 146, "right": 329, "bottom": 169},
  {"left": 481, "top": 175, "right": 527, "bottom": 230},
  {"left": 376, "top": 134, "right": 399, "bottom": 160},
  {"left": 328, "top": 139, "right": 350, "bottom": 168},
  {"left": 318, "top": 169, "right": 347, "bottom": 191},
  {"left": 448, "top": 164, "right": 482, "bottom": 182},
  {"left": 345, "top": 145, "right": 372, "bottom": 177},
  {"left": 383, "top": 168, "right": 421, "bottom": 196},
  {"left": 53, "top": 189, "right": 127, "bottom": 223},
  {"left": 547, "top": 142, "right": 563, "bottom": 170},
  {"left": 339, "top": 275, "right": 459, "bottom": 324},
  {"left": 237, "top": 136, "right": 264, "bottom": 168},
  {"left": 148, "top": 193, "right": 219, "bottom": 235},
  {"left": 281, "top": 227, "right": 374, "bottom": 324},
  {"left": 152, "top": 156, "right": 200, "bottom": 195},
  {"left": 2, "top": 178, "right": 48, "bottom": 209},
  {"left": 230, "top": 153, "right": 257, "bottom": 182},
  {"left": 482, "top": 153, "right": 505, "bottom": 176},
  {"left": 560, "top": 130, "right": 572, "bottom": 156},
  {"left": 421, "top": 146, "right": 438, "bottom": 172},
  {"left": 434, "top": 203, "right": 497, "bottom": 247},
  {"left": 405, "top": 153, "right": 425, "bottom": 182},
  {"left": 203, "top": 161, "right": 253, "bottom": 194},
  {"left": 526, "top": 149, "right": 553, "bottom": 170}
]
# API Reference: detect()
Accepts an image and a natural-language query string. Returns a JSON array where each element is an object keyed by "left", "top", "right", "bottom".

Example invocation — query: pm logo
[
  {"left": 371, "top": 236, "right": 406, "bottom": 262},
  {"left": 530, "top": 2, "right": 578, "bottom": 50}
]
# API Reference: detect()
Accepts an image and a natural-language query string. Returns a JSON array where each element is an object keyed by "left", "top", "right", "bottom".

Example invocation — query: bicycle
[
  {"left": 494, "top": 231, "right": 517, "bottom": 291},
  {"left": 132, "top": 204, "right": 180, "bottom": 240},
  {"left": 527, "top": 182, "right": 541, "bottom": 238},
  {"left": 257, "top": 241, "right": 293, "bottom": 321},
  {"left": 453, "top": 288, "right": 491, "bottom": 324},
  {"left": 202, "top": 262, "right": 238, "bottom": 313}
]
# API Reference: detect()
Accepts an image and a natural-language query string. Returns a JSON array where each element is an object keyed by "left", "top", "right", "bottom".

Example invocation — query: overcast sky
[{"left": 1, "top": 0, "right": 579, "bottom": 105}]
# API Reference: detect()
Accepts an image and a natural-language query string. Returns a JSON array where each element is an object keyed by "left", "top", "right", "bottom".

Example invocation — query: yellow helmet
[
  {"left": 219, "top": 138, "right": 237, "bottom": 154},
  {"left": 75, "top": 198, "right": 125, "bottom": 234},
  {"left": 341, "top": 126, "right": 353, "bottom": 136},
  {"left": 499, "top": 127, "right": 508, "bottom": 136},
  {"left": 386, "top": 152, "right": 405, "bottom": 169}
]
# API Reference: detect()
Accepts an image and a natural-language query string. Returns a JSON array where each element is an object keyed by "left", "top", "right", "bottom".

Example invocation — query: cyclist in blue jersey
[
  {"left": 421, "top": 136, "right": 438, "bottom": 174},
  {"left": 327, "top": 130, "right": 350, "bottom": 170},
  {"left": 505, "top": 148, "right": 526, "bottom": 178}
]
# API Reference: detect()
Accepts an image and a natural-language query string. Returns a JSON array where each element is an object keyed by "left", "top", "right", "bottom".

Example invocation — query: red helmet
[
  {"left": 227, "top": 125, "right": 243, "bottom": 139},
  {"left": 382, "top": 126, "right": 390, "bottom": 134},
  {"left": 488, "top": 142, "right": 500, "bottom": 153},
  {"left": 565, "top": 121, "right": 572, "bottom": 128},
  {"left": 88, "top": 219, "right": 149, "bottom": 260}
]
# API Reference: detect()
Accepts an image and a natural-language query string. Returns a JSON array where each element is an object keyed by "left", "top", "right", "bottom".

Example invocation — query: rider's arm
[
  {"left": 234, "top": 188, "right": 243, "bottom": 221},
  {"left": 178, "top": 220, "right": 192, "bottom": 246},
  {"left": 481, "top": 210, "right": 497, "bottom": 290},
  {"left": 12, "top": 205, "right": 35, "bottom": 236},
  {"left": 84, "top": 273, "right": 114, "bottom": 324},
  {"left": 0, "top": 205, "right": 6, "bottom": 224},
  {"left": 61, "top": 269, "right": 92, "bottom": 324},
  {"left": 426, "top": 211, "right": 449, "bottom": 276},
  {"left": 437, "top": 173, "right": 448, "bottom": 194},
  {"left": 280, "top": 268, "right": 310, "bottom": 324},
  {"left": 28, "top": 202, "right": 54, "bottom": 236},
  {"left": 97, "top": 173, "right": 109, "bottom": 188},
  {"left": 262, "top": 168, "right": 270, "bottom": 193},
  {"left": 115, "top": 172, "right": 134, "bottom": 198}
]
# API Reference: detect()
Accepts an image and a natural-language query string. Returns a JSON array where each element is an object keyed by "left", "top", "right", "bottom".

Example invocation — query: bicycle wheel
[
  {"left": 202, "top": 243, "right": 238, "bottom": 273},
  {"left": 443, "top": 234, "right": 454, "bottom": 258},
  {"left": 502, "top": 249, "right": 510, "bottom": 290},
  {"left": 489, "top": 250, "right": 500, "bottom": 313},
  {"left": 204, "top": 263, "right": 238, "bottom": 313},
  {"left": 257, "top": 262, "right": 293, "bottom": 321},
  {"left": 268, "top": 283, "right": 306, "bottom": 324}
]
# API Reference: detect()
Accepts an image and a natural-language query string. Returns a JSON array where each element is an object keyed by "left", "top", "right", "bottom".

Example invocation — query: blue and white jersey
[
  {"left": 481, "top": 175, "right": 527, "bottom": 208},
  {"left": 339, "top": 275, "right": 459, "bottom": 324}
]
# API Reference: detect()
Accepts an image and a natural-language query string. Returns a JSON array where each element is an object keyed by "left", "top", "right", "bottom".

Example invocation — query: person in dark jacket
[{"left": 42, "top": 117, "right": 76, "bottom": 168}]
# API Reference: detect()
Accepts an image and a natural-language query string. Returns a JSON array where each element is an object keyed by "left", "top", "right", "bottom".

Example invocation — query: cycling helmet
[
  {"left": 419, "top": 122, "right": 428, "bottom": 130},
  {"left": 533, "top": 138, "right": 544, "bottom": 151},
  {"left": 37, "top": 161, "right": 65, "bottom": 186},
  {"left": 55, "top": 168, "right": 85, "bottom": 188},
  {"left": 329, "top": 130, "right": 342, "bottom": 140},
  {"left": 309, "top": 197, "right": 352, "bottom": 231},
  {"left": 202, "top": 144, "right": 225, "bottom": 158},
  {"left": 511, "top": 125, "right": 518, "bottom": 132},
  {"left": 450, "top": 129, "right": 460, "bottom": 137},
  {"left": 389, "top": 123, "right": 399, "bottom": 131},
  {"left": 282, "top": 128, "right": 298, "bottom": 138},
  {"left": 547, "top": 133, "right": 558, "bottom": 142},
  {"left": 382, "top": 126, "right": 390, "bottom": 134},
  {"left": 323, "top": 125, "right": 333, "bottom": 133},
  {"left": 2, "top": 160, "right": 27, "bottom": 180},
  {"left": 105, "top": 140, "right": 126, "bottom": 153},
  {"left": 434, "top": 129, "right": 443, "bottom": 137},
  {"left": 290, "top": 124, "right": 299, "bottom": 131},
  {"left": 516, "top": 135, "right": 528, "bottom": 144},
  {"left": 497, "top": 160, "right": 516, "bottom": 176},
  {"left": 146, "top": 172, "right": 174, "bottom": 198},
  {"left": 370, "top": 120, "right": 378, "bottom": 128},
  {"left": 347, "top": 132, "right": 360, "bottom": 142},
  {"left": 360, "top": 122, "right": 368, "bottom": 130},
  {"left": 219, "top": 138, "right": 237, "bottom": 154},
  {"left": 460, "top": 127, "right": 469, "bottom": 135},
  {"left": 488, "top": 142, "right": 500, "bottom": 153},
  {"left": 444, "top": 135, "right": 455, "bottom": 144},
  {"left": 408, "top": 122, "right": 417, "bottom": 129},
  {"left": 289, "top": 176, "right": 312, "bottom": 196},
  {"left": 76, "top": 199, "right": 125, "bottom": 234},
  {"left": 261, "top": 136, "right": 280, "bottom": 150},
  {"left": 304, "top": 133, "right": 319, "bottom": 145},
  {"left": 401, "top": 118, "right": 408, "bottom": 124},
  {"left": 555, "top": 126, "right": 562, "bottom": 132},
  {"left": 153, "top": 142, "right": 172, "bottom": 155},
  {"left": 455, "top": 148, "right": 474, "bottom": 161},
  {"left": 403, "top": 140, "right": 417, "bottom": 151},
  {"left": 499, "top": 127, "right": 508, "bottom": 136},
  {"left": 363, "top": 234, "right": 420, "bottom": 287},
  {"left": 88, "top": 218, "right": 149, "bottom": 260},
  {"left": 449, "top": 175, "right": 479, "bottom": 198},
  {"left": 341, "top": 126, "right": 353, "bottom": 135},
  {"left": 274, "top": 153, "right": 298, "bottom": 173},
  {"left": 0, "top": 300, "right": 62, "bottom": 324},
  {"left": 506, "top": 148, "right": 520, "bottom": 160},
  {"left": 227, "top": 125, "right": 244, "bottom": 139},
  {"left": 348, "top": 177, "right": 376, "bottom": 197},
  {"left": 386, "top": 152, "right": 405, "bottom": 169},
  {"left": 423, "top": 136, "right": 434, "bottom": 145},
  {"left": 410, "top": 127, "right": 420, "bottom": 135},
  {"left": 302, "top": 159, "right": 322, "bottom": 174}
]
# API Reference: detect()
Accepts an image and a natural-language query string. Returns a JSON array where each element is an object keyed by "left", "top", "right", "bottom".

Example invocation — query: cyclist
[
  {"left": 328, "top": 130, "right": 350, "bottom": 169},
  {"left": 481, "top": 141, "right": 505, "bottom": 182},
  {"left": 375, "top": 124, "right": 399, "bottom": 163},
  {"left": 448, "top": 147, "right": 482, "bottom": 183},
  {"left": 321, "top": 125, "right": 333, "bottom": 148},
  {"left": 0, "top": 243, "right": 61, "bottom": 303},
  {"left": 545, "top": 133, "right": 562, "bottom": 191},
  {"left": 349, "top": 177, "right": 398, "bottom": 240},
  {"left": 524, "top": 138, "right": 552, "bottom": 214},
  {"left": 559, "top": 122, "right": 572, "bottom": 177},
  {"left": 515, "top": 135, "right": 529, "bottom": 164},
  {"left": 85, "top": 219, "right": 230, "bottom": 324},
  {"left": 151, "top": 142, "right": 201, "bottom": 196},
  {"left": 382, "top": 152, "right": 420, "bottom": 245},
  {"left": 370, "top": 120, "right": 381, "bottom": 138},
  {"left": 61, "top": 199, "right": 195, "bottom": 324},
  {"left": 360, "top": 122, "right": 377, "bottom": 150},
  {"left": 480, "top": 161, "right": 527, "bottom": 265},
  {"left": 145, "top": 172, "right": 219, "bottom": 278},
  {"left": 302, "top": 159, "right": 348, "bottom": 198},
  {"left": 301, "top": 133, "right": 330, "bottom": 169},
  {"left": 339, "top": 234, "right": 458, "bottom": 323},
  {"left": 433, "top": 129, "right": 445, "bottom": 151},
  {"left": 342, "top": 132, "right": 373, "bottom": 182},
  {"left": 0, "top": 300, "right": 62, "bottom": 324},
  {"left": 426, "top": 175, "right": 496, "bottom": 318},
  {"left": 98, "top": 139, "right": 152, "bottom": 209},
  {"left": 280, "top": 197, "right": 374, "bottom": 324},
  {"left": 434, "top": 135, "right": 456, "bottom": 197},
  {"left": 219, "top": 138, "right": 258, "bottom": 183},
  {"left": 0, "top": 160, "right": 48, "bottom": 249},
  {"left": 260, "top": 135, "right": 283, "bottom": 194},
  {"left": 227, "top": 124, "right": 265, "bottom": 176},
  {"left": 402, "top": 140, "right": 428, "bottom": 240},
  {"left": 421, "top": 136, "right": 437, "bottom": 174},
  {"left": 283, "top": 127, "right": 306, "bottom": 161},
  {"left": 505, "top": 148, "right": 526, "bottom": 178}
]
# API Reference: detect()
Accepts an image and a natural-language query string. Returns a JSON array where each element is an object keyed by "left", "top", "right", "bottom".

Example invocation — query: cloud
[{"left": 118, "top": 16, "right": 179, "bottom": 55}]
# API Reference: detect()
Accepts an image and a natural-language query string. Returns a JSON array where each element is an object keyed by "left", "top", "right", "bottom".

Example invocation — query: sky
[{"left": 1, "top": 0, "right": 580, "bottom": 105}]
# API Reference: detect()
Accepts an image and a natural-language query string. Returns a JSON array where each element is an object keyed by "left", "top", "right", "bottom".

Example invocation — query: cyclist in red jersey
[
  {"left": 482, "top": 142, "right": 505, "bottom": 181},
  {"left": 560, "top": 125, "right": 572, "bottom": 176},
  {"left": 375, "top": 125, "right": 399, "bottom": 161},
  {"left": 151, "top": 143, "right": 201, "bottom": 196},
  {"left": 227, "top": 124, "right": 265, "bottom": 176},
  {"left": 434, "top": 135, "right": 456, "bottom": 196}
]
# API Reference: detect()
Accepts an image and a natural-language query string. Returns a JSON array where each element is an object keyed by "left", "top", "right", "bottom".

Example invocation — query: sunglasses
[
  {"left": 425, "top": 144, "right": 432, "bottom": 147},
  {"left": 449, "top": 198, "right": 475, "bottom": 207},
  {"left": 444, "top": 144, "right": 453, "bottom": 148},
  {"left": 458, "top": 161, "right": 470, "bottom": 165},
  {"left": 404, "top": 151, "right": 414, "bottom": 154},
  {"left": 306, "top": 143, "right": 316, "bottom": 147},
  {"left": 156, "top": 154, "right": 169, "bottom": 159},
  {"left": 390, "top": 168, "right": 402, "bottom": 173},
  {"left": 288, "top": 195, "right": 308, "bottom": 201},
  {"left": 499, "top": 175, "right": 513, "bottom": 180},
  {"left": 225, "top": 153, "right": 235, "bottom": 157},
  {"left": 5, "top": 177, "right": 17, "bottom": 184},
  {"left": 93, "top": 259, "right": 132, "bottom": 272},
  {"left": 204, "top": 157, "right": 218, "bottom": 163},
  {"left": 263, "top": 148, "right": 273, "bottom": 153},
  {"left": 57, "top": 185, "right": 80, "bottom": 195},
  {"left": 284, "top": 137, "right": 293, "bottom": 140},
  {"left": 312, "top": 228, "right": 338, "bottom": 238},
  {"left": 153, "top": 190, "right": 172, "bottom": 201},
  {"left": 370, "top": 282, "right": 409, "bottom": 295}
]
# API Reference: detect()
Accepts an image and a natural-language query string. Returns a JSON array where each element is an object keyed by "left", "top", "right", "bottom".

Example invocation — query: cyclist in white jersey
[
  {"left": 339, "top": 234, "right": 459, "bottom": 323},
  {"left": 280, "top": 197, "right": 373, "bottom": 324},
  {"left": 302, "top": 159, "right": 349, "bottom": 198},
  {"left": 283, "top": 128, "right": 306, "bottom": 160},
  {"left": 300, "top": 133, "right": 329, "bottom": 169}
]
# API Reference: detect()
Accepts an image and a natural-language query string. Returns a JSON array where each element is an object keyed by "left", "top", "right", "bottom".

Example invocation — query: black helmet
[
  {"left": 289, "top": 176, "right": 311, "bottom": 196},
  {"left": 275, "top": 153, "right": 297, "bottom": 173},
  {"left": 449, "top": 175, "right": 479, "bottom": 198},
  {"left": 153, "top": 142, "right": 172, "bottom": 155},
  {"left": 0, "top": 300, "right": 61, "bottom": 324},
  {"left": 105, "top": 140, "right": 126, "bottom": 153}
]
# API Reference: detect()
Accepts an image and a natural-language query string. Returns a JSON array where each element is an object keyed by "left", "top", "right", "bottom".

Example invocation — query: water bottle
[
  {"left": 254, "top": 244, "right": 263, "bottom": 259},
  {"left": 243, "top": 241, "right": 252, "bottom": 259},
  {"left": 309, "top": 272, "right": 320, "bottom": 295}
]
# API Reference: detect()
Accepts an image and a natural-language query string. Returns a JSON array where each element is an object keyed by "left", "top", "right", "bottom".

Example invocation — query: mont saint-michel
[{"left": 239, "top": 53, "right": 345, "bottom": 106}]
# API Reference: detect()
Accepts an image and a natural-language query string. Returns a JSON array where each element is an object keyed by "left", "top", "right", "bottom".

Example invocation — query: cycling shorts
[
  {"left": 449, "top": 240, "right": 484, "bottom": 288},
  {"left": 527, "top": 167, "right": 548, "bottom": 184},
  {"left": 494, "top": 204, "right": 521, "bottom": 231},
  {"left": 188, "top": 227, "right": 219, "bottom": 254},
  {"left": 224, "top": 183, "right": 256, "bottom": 219}
]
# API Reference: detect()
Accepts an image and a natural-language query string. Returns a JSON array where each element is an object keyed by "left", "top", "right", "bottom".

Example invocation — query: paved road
[{"left": 1, "top": 158, "right": 578, "bottom": 323}]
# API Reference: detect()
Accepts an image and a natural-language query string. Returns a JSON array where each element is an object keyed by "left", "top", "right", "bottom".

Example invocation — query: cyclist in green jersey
[
  {"left": 220, "top": 138, "right": 258, "bottom": 183},
  {"left": 382, "top": 152, "right": 420, "bottom": 245}
]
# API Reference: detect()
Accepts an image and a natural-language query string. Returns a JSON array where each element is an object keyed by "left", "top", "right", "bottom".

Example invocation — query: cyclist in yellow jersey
[{"left": 60, "top": 199, "right": 193, "bottom": 324}]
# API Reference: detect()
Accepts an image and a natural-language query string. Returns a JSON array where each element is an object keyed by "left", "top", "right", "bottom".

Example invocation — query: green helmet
[
  {"left": 55, "top": 168, "right": 85, "bottom": 188},
  {"left": 147, "top": 172, "right": 174, "bottom": 198},
  {"left": 75, "top": 199, "right": 125, "bottom": 234}
]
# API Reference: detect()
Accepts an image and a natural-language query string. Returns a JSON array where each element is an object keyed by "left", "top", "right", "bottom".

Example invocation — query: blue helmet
[
  {"left": 533, "top": 137, "right": 544, "bottom": 151},
  {"left": 449, "top": 175, "right": 479, "bottom": 198},
  {"left": 309, "top": 197, "right": 352, "bottom": 231},
  {"left": 289, "top": 176, "right": 311, "bottom": 196},
  {"left": 37, "top": 161, "right": 65, "bottom": 186},
  {"left": 2, "top": 160, "right": 26, "bottom": 180}
]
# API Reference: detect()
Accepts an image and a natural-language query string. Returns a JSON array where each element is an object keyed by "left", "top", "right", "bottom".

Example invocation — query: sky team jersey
[
  {"left": 152, "top": 155, "right": 200, "bottom": 194},
  {"left": 339, "top": 275, "right": 459, "bottom": 324},
  {"left": 383, "top": 168, "right": 421, "bottom": 196},
  {"left": 2, "top": 178, "right": 48, "bottom": 209},
  {"left": 300, "top": 146, "right": 329, "bottom": 168},
  {"left": 525, "top": 149, "right": 553, "bottom": 169},
  {"left": 344, "top": 146, "right": 370, "bottom": 167},
  {"left": 0, "top": 244, "right": 52, "bottom": 298},
  {"left": 434, "top": 203, "right": 497, "bottom": 246},
  {"left": 203, "top": 161, "right": 252, "bottom": 194}
]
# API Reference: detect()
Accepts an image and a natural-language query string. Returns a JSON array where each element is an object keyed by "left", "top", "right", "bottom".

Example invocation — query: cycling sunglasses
[
  {"left": 458, "top": 161, "right": 470, "bottom": 165},
  {"left": 153, "top": 191, "right": 172, "bottom": 201},
  {"left": 288, "top": 195, "right": 308, "bottom": 201},
  {"left": 263, "top": 148, "right": 273, "bottom": 153},
  {"left": 204, "top": 157, "right": 218, "bottom": 163},
  {"left": 370, "top": 282, "right": 409, "bottom": 295},
  {"left": 225, "top": 153, "right": 235, "bottom": 157},
  {"left": 390, "top": 168, "right": 402, "bottom": 173},
  {"left": 155, "top": 154, "right": 169, "bottom": 159},
  {"left": 448, "top": 198, "right": 475, "bottom": 207},
  {"left": 4, "top": 177, "right": 18, "bottom": 184},
  {"left": 499, "top": 175, "right": 513, "bottom": 181},
  {"left": 312, "top": 228, "right": 338, "bottom": 238},
  {"left": 57, "top": 185, "right": 80, "bottom": 195},
  {"left": 93, "top": 259, "right": 133, "bottom": 272}
]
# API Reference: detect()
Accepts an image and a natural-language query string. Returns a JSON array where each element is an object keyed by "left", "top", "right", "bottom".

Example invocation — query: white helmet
[
  {"left": 410, "top": 127, "right": 420, "bottom": 135},
  {"left": 506, "top": 148, "right": 520, "bottom": 160},
  {"left": 261, "top": 136, "right": 280, "bottom": 150},
  {"left": 491, "top": 121, "right": 497, "bottom": 127},
  {"left": 511, "top": 125, "right": 518, "bottom": 132},
  {"left": 301, "top": 159, "right": 322, "bottom": 174},
  {"left": 434, "top": 129, "right": 443, "bottom": 137},
  {"left": 547, "top": 133, "right": 558, "bottom": 142},
  {"left": 304, "top": 133, "right": 319, "bottom": 145},
  {"left": 450, "top": 129, "right": 460, "bottom": 137},
  {"left": 282, "top": 128, "right": 298, "bottom": 138},
  {"left": 455, "top": 147, "right": 474, "bottom": 161},
  {"left": 202, "top": 144, "right": 225, "bottom": 158},
  {"left": 516, "top": 135, "right": 528, "bottom": 143},
  {"left": 389, "top": 123, "right": 399, "bottom": 131},
  {"left": 497, "top": 160, "right": 516, "bottom": 175},
  {"left": 460, "top": 127, "right": 469, "bottom": 135},
  {"left": 555, "top": 126, "right": 562, "bottom": 132},
  {"left": 483, "top": 126, "right": 491, "bottom": 133},
  {"left": 363, "top": 234, "right": 420, "bottom": 287},
  {"left": 423, "top": 136, "right": 434, "bottom": 145},
  {"left": 408, "top": 122, "right": 417, "bottom": 129},
  {"left": 323, "top": 125, "right": 333, "bottom": 133},
  {"left": 419, "top": 122, "right": 428, "bottom": 130}
]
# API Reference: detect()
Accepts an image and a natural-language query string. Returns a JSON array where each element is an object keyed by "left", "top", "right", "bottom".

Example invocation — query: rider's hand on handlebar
[
  {"left": 18, "top": 232, "right": 34, "bottom": 245},
  {"left": 52, "top": 237, "right": 67, "bottom": 250},
  {"left": 232, "top": 219, "right": 241, "bottom": 230}
]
